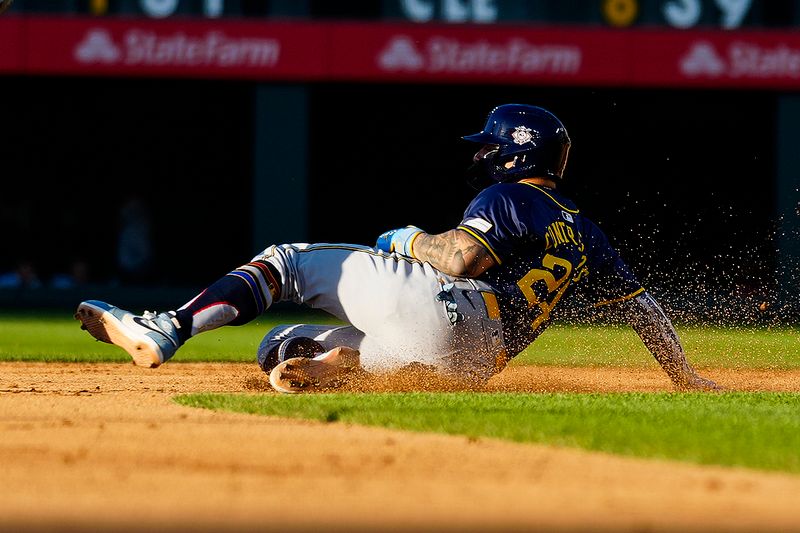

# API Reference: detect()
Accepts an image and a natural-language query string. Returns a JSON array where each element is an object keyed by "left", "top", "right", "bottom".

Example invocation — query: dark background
[{"left": 0, "top": 79, "right": 777, "bottom": 292}]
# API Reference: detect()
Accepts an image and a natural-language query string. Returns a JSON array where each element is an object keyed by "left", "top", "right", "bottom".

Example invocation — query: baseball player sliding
[{"left": 76, "top": 104, "right": 720, "bottom": 393}]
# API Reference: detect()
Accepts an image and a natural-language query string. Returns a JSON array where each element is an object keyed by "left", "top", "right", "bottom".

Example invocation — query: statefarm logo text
[
  {"left": 74, "top": 27, "right": 281, "bottom": 68},
  {"left": 379, "top": 35, "right": 581, "bottom": 75},
  {"left": 681, "top": 40, "right": 800, "bottom": 79}
]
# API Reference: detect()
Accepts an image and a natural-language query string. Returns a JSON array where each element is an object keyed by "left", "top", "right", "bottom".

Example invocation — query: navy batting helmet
[{"left": 463, "top": 104, "right": 571, "bottom": 185}]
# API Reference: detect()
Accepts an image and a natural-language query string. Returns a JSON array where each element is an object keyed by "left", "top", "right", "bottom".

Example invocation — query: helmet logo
[{"left": 511, "top": 125, "right": 536, "bottom": 145}]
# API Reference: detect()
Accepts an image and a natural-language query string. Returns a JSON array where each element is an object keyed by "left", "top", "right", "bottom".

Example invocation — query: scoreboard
[
  {"left": 10, "top": 0, "right": 800, "bottom": 29},
  {"left": 386, "top": 0, "right": 799, "bottom": 29}
]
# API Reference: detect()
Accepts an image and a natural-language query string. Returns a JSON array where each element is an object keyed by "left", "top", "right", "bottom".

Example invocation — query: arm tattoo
[{"left": 413, "top": 229, "right": 495, "bottom": 277}]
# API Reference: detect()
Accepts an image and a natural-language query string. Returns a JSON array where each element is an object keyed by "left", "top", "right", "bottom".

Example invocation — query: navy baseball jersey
[{"left": 458, "top": 179, "right": 644, "bottom": 357}]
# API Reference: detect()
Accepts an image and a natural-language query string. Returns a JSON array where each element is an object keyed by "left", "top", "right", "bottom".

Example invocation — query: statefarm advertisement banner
[
  {"left": 328, "top": 23, "right": 629, "bottom": 85},
  {"left": 2, "top": 16, "right": 800, "bottom": 88},
  {"left": 342, "top": 24, "right": 800, "bottom": 89},
  {"left": 16, "top": 17, "right": 328, "bottom": 79}
]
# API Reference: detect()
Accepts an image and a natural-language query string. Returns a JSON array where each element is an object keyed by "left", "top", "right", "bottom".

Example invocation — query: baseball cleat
[
  {"left": 259, "top": 336, "right": 325, "bottom": 373},
  {"left": 277, "top": 336, "right": 325, "bottom": 362},
  {"left": 75, "top": 300, "right": 181, "bottom": 367},
  {"left": 269, "top": 346, "right": 361, "bottom": 394}
]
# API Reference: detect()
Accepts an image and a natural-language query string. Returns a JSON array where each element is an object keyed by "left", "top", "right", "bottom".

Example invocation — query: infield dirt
[{"left": 2, "top": 362, "right": 800, "bottom": 532}]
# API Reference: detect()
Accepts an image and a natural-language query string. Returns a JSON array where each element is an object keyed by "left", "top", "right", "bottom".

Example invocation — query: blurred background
[{"left": 1, "top": 0, "right": 798, "bottom": 324}]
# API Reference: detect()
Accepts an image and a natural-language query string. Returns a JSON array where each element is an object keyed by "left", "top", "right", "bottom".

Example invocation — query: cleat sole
[
  {"left": 75, "top": 302, "right": 163, "bottom": 368},
  {"left": 269, "top": 347, "right": 360, "bottom": 394}
]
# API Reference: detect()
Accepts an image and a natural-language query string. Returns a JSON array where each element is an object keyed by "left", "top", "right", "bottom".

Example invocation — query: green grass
[
  {"left": 177, "top": 391, "right": 800, "bottom": 473},
  {"left": 0, "top": 311, "right": 797, "bottom": 367},
  {"left": 4, "top": 310, "right": 798, "bottom": 473},
  {"left": 0, "top": 310, "right": 342, "bottom": 363},
  {"left": 515, "top": 324, "right": 800, "bottom": 369}
]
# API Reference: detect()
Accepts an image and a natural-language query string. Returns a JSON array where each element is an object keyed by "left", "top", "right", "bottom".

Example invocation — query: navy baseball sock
[{"left": 174, "top": 260, "right": 281, "bottom": 343}]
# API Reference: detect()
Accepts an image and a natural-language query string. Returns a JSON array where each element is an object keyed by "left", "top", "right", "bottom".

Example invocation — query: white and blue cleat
[{"left": 75, "top": 300, "right": 181, "bottom": 367}]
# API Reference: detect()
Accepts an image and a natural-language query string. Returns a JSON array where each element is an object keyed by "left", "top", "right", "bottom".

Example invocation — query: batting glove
[{"left": 375, "top": 226, "right": 424, "bottom": 258}]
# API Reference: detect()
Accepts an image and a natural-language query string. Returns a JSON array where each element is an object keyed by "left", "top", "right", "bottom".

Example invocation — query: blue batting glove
[{"left": 375, "top": 226, "right": 423, "bottom": 257}]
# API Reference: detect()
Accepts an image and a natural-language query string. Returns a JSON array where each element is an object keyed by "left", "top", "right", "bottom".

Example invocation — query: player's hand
[
  {"left": 675, "top": 373, "right": 723, "bottom": 392},
  {"left": 375, "top": 226, "right": 423, "bottom": 258}
]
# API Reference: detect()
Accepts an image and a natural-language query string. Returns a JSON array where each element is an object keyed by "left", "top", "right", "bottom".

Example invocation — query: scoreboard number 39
[{"left": 603, "top": 0, "right": 754, "bottom": 29}]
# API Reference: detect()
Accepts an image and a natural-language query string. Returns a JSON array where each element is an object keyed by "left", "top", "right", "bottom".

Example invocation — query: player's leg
[
  {"left": 75, "top": 258, "right": 282, "bottom": 367},
  {"left": 257, "top": 324, "right": 388, "bottom": 393},
  {"left": 76, "top": 242, "right": 505, "bottom": 382},
  {"left": 256, "top": 244, "right": 453, "bottom": 367},
  {"left": 75, "top": 245, "right": 377, "bottom": 369},
  {"left": 258, "top": 244, "right": 505, "bottom": 381},
  {"left": 256, "top": 323, "right": 366, "bottom": 372}
]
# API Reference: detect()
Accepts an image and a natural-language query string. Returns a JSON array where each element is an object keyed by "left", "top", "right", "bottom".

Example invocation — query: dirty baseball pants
[{"left": 253, "top": 243, "right": 507, "bottom": 382}]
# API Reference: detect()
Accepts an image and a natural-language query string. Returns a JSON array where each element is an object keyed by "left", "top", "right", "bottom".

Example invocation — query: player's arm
[
  {"left": 412, "top": 229, "right": 496, "bottom": 277},
  {"left": 375, "top": 226, "right": 496, "bottom": 277},
  {"left": 622, "top": 292, "right": 721, "bottom": 391}
]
